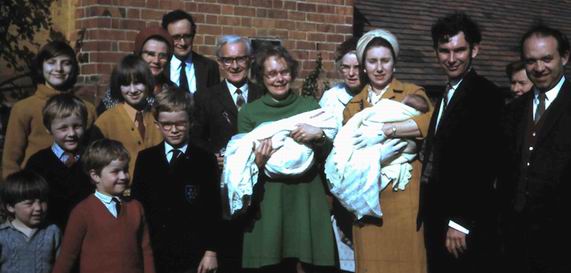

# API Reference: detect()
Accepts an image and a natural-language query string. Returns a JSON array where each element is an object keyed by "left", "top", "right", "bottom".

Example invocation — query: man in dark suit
[
  {"left": 191, "top": 35, "right": 263, "bottom": 273},
  {"left": 192, "top": 35, "right": 263, "bottom": 162},
  {"left": 499, "top": 25, "right": 571, "bottom": 273},
  {"left": 417, "top": 12, "right": 504, "bottom": 273},
  {"left": 162, "top": 10, "right": 220, "bottom": 95}
]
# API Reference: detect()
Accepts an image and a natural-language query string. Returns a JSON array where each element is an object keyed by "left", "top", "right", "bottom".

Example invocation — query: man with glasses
[
  {"left": 162, "top": 10, "right": 220, "bottom": 94},
  {"left": 191, "top": 35, "right": 263, "bottom": 273}
]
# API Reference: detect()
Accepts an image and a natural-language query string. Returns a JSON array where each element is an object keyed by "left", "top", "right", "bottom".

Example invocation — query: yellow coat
[
  {"left": 2, "top": 84, "right": 97, "bottom": 178},
  {"left": 93, "top": 104, "right": 163, "bottom": 181},
  {"left": 343, "top": 79, "right": 433, "bottom": 273}
]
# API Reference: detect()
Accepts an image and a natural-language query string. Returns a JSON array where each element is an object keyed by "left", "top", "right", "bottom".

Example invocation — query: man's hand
[
  {"left": 197, "top": 250, "right": 218, "bottom": 273},
  {"left": 445, "top": 227, "right": 467, "bottom": 258}
]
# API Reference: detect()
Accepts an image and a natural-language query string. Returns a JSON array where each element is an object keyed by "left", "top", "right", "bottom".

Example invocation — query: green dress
[{"left": 238, "top": 91, "right": 335, "bottom": 268}]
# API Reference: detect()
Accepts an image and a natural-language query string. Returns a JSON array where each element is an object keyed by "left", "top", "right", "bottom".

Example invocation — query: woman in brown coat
[{"left": 342, "top": 29, "right": 434, "bottom": 273}]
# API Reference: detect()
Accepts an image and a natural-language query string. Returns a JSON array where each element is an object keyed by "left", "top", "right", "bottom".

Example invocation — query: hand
[
  {"left": 215, "top": 153, "right": 224, "bottom": 169},
  {"left": 353, "top": 125, "right": 386, "bottom": 149},
  {"left": 380, "top": 139, "right": 407, "bottom": 163},
  {"left": 197, "top": 250, "right": 218, "bottom": 273},
  {"left": 291, "top": 123, "right": 323, "bottom": 144},
  {"left": 254, "top": 139, "right": 273, "bottom": 168},
  {"left": 445, "top": 227, "right": 468, "bottom": 258}
]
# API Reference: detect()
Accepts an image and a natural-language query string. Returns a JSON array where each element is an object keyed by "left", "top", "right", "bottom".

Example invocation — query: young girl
[
  {"left": 91, "top": 54, "right": 163, "bottom": 183},
  {"left": 1, "top": 41, "right": 97, "bottom": 179},
  {"left": 0, "top": 170, "right": 61, "bottom": 273}
]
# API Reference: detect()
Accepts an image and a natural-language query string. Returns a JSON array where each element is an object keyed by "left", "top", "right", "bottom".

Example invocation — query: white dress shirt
[
  {"left": 170, "top": 56, "right": 197, "bottom": 94},
  {"left": 225, "top": 80, "right": 249, "bottom": 106},
  {"left": 164, "top": 142, "right": 188, "bottom": 163},
  {"left": 533, "top": 76, "right": 565, "bottom": 116},
  {"left": 94, "top": 191, "right": 121, "bottom": 218}
]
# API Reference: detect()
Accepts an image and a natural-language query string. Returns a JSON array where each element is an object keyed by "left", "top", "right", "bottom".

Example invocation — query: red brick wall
[{"left": 73, "top": 0, "right": 354, "bottom": 102}]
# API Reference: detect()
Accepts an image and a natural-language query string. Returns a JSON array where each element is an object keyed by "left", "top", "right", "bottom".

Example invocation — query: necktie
[
  {"left": 442, "top": 82, "right": 453, "bottom": 112},
  {"left": 170, "top": 149, "right": 182, "bottom": 166},
  {"left": 534, "top": 92, "right": 546, "bottom": 123},
  {"left": 63, "top": 152, "right": 77, "bottom": 167},
  {"left": 135, "top": 111, "right": 145, "bottom": 138},
  {"left": 236, "top": 88, "right": 245, "bottom": 110},
  {"left": 112, "top": 197, "right": 121, "bottom": 217},
  {"left": 179, "top": 61, "right": 189, "bottom": 92}
]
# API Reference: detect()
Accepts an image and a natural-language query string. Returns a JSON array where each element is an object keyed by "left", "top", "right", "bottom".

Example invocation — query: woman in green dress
[{"left": 238, "top": 45, "right": 335, "bottom": 273}]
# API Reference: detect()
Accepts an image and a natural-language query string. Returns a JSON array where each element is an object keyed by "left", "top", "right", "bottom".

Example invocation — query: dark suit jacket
[
  {"left": 131, "top": 142, "right": 220, "bottom": 273},
  {"left": 191, "top": 80, "right": 263, "bottom": 153},
  {"left": 499, "top": 79, "right": 571, "bottom": 273},
  {"left": 418, "top": 70, "right": 503, "bottom": 271},
  {"left": 168, "top": 51, "right": 220, "bottom": 94},
  {"left": 25, "top": 147, "right": 94, "bottom": 231}
]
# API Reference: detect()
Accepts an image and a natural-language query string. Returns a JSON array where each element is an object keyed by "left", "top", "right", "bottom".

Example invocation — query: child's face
[
  {"left": 43, "top": 55, "right": 73, "bottom": 89},
  {"left": 7, "top": 199, "right": 48, "bottom": 228},
  {"left": 90, "top": 159, "right": 129, "bottom": 196},
  {"left": 50, "top": 114, "right": 85, "bottom": 153},
  {"left": 156, "top": 111, "right": 189, "bottom": 147},
  {"left": 120, "top": 81, "right": 147, "bottom": 107}
]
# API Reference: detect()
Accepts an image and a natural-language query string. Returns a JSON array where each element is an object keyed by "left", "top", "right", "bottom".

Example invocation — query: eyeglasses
[
  {"left": 156, "top": 120, "right": 188, "bottom": 130},
  {"left": 219, "top": 56, "right": 250, "bottom": 66},
  {"left": 264, "top": 70, "right": 291, "bottom": 80},
  {"left": 142, "top": 51, "right": 169, "bottom": 61},
  {"left": 171, "top": 34, "right": 194, "bottom": 42}
]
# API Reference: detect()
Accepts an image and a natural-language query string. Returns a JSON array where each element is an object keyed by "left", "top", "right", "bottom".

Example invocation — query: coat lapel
[
  {"left": 215, "top": 82, "right": 238, "bottom": 116},
  {"left": 193, "top": 52, "right": 207, "bottom": 93},
  {"left": 536, "top": 79, "right": 571, "bottom": 143}
]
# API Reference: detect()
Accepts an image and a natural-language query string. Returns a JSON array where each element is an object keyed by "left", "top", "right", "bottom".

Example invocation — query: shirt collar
[
  {"left": 94, "top": 190, "right": 115, "bottom": 204},
  {"left": 171, "top": 55, "right": 192, "bottom": 67},
  {"left": 164, "top": 141, "right": 188, "bottom": 155},
  {"left": 534, "top": 76, "right": 565, "bottom": 102},
  {"left": 51, "top": 143, "right": 66, "bottom": 159},
  {"left": 225, "top": 80, "right": 248, "bottom": 94}
]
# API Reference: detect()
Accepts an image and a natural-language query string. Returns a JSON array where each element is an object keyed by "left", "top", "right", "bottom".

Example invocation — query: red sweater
[{"left": 52, "top": 195, "right": 155, "bottom": 273}]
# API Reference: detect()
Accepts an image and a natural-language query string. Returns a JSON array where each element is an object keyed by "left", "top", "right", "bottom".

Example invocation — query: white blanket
[
  {"left": 222, "top": 109, "right": 338, "bottom": 216},
  {"left": 324, "top": 99, "right": 420, "bottom": 219}
]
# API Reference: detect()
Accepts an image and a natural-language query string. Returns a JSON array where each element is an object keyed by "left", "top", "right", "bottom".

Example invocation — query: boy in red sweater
[{"left": 52, "top": 139, "right": 155, "bottom": 273}]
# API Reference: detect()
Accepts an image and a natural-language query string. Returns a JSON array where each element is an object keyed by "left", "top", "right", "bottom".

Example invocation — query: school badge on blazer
[{"left": 185, "top": 185, "right": 200, "bottom": 203}]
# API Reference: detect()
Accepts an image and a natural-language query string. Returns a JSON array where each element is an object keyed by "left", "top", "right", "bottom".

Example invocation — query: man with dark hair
[
  {"left": 499, "top": 24, "right": 571, "bottom": 273},
  {"left": 506, "top": 60, "right": 533, "bottom": 97},
  {"left": 418, "top": 12, "right": 503, "bottom": 273},
  {"left": 162, "top": 10, "right": 220, "bottom": 94}
]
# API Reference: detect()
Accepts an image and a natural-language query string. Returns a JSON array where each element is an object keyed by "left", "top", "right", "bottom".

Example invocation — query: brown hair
[
  {"left": 42, "top": 93, "right": 88, "bottom": 131},
  {"left": 1, "top": 170, "right": 49, "bottom": 218},
  {"left": 152, "top": 87, "right": 194, "bottom": 122},
  {"left": 81, "top": 139, "right": 130, "bottom": 176}
]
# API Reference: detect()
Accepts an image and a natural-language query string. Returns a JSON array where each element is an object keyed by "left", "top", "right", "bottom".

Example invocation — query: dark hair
[
  {"left": 359, "top": 37, "right": 396, "bottom": 86},
  {"left": 403, "top": 94, "right": 430, "bottom": 113},
  {"left": 161, "top": 9, "right": 196, "bottom": 37},
  {"left": 109, "top": 54, "right": 155, "bottom": 103},
  {"left": 335, "top": 37, "right": 359, "bottom": 63},
  {"left": 1, "top": 170, "right": 49, "bottom": 208},
  {"left": 252, "top": 44, "right": 299, "bottom": 85},
  {"left": 32, "top": 40, "right": 79, "bottom": 91},
  {"left": 520, "top": 24, "right": 570, "bottom": 59},
  {"left": 505, "top": 60, "right": 526, "bottom": 79},
  {"left": 42, "top": 93, "right": 88, "bottom": 130},
  {"left": 153, "top": 87, "right": 193, "bottom": 123},
  {"left": 431, "top": 12, "right": 481, "bottom": 49},
  {"left": 81, "top": 139, "right": 130, "bottom": 176}
]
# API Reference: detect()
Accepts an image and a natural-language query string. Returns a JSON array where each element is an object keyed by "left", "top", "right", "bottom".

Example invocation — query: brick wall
[{"left": 73, "top": 0, "right": 354, "bottom": 102}]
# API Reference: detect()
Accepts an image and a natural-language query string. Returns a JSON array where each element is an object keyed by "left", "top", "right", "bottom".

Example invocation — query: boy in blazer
[{"left": 131, "top": 90, "right": 220, "bottom": 273}]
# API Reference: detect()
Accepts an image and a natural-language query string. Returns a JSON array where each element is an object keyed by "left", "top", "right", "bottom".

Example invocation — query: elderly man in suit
[
  {"left": 162, "top": 10, "right": 220, "bottom": 94},
  {"left": 191, "top": 35, "right": 262, "bottom": 273},
  {"left": 499, "top": 25, "right": 571, "bottom": 273},
  {"left": 417, "top": 12, "right": 504, "bottom": 273}
]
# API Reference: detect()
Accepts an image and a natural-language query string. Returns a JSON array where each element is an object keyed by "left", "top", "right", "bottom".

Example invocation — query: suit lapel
[
  {"left": 536, "top": 80, "right": 571, "bottom": 143},
  {"left": 436, "top": 70, "right": 475, "bottom": 134},
  {"left": 215, "top": 82, "right": 238, "bottom": 116},
  {"left": 193, "top": 52, "right": 207, "bottom": 93}
]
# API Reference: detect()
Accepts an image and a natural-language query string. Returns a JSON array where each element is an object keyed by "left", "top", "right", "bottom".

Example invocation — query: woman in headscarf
[{"left": 343, "top": 29, "right": 434, "bottom": 273}]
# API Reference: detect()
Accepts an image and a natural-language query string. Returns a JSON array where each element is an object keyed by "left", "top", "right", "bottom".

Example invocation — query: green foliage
[
  {"left": 301, "top": 53, "right": 330, "bottom": 98},
  {"left": 0, "top": 0, "right": 54, "bottom": 71}
]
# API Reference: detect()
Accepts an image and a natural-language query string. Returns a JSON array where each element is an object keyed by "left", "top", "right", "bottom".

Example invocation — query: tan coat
[
  {"left": 93, "top": 104, "right": 163, "bottom": 181},
  {"left": 343, "top": 79, "right": 433, "bottom": 273},
  {"left": 2, "top": 84, "right": 97, "bottom": 178}
]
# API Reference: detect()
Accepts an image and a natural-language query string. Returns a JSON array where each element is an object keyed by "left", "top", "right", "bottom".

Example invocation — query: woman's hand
[
  {"left": 197, "top": 250, "right": 218, "bottom": 273},
  {"left": 254, "top": 138, "right": 273, "bottom": 168},
  {"left": 291, "top": 123, "right": 324, "bottom": 144}
]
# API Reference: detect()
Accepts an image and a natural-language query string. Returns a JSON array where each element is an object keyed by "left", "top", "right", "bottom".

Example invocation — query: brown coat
[
  {"left": 344, "top": 79, "right": 433, "bottom": 273},
  {"left": 2, "top": 84, "right": 97, "bottom": 178}
]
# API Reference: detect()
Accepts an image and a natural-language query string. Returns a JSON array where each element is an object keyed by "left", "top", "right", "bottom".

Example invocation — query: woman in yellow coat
[{"left": 342, "top": 29, "right": 434, "bottom": 273}]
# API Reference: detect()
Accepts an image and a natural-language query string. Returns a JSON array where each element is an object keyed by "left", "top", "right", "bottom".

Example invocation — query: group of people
[{"left": 0, "top": 8, "right": 569, "bottom": 273}]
